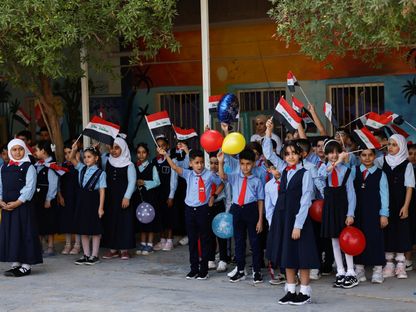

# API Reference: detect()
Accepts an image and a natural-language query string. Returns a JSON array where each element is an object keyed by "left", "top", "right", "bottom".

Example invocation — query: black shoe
[
  {"left": 253, "top": 272, "right": 263, "bottom": 284},
  {"left": 11, "top": 267, "right": 31, "bottom": 277},
  {"left": 342, "top": 275, "right": 359, "bottom": 289},
  {"left": 196, "top": 272, "right": 209, "bottom": 280},
  {"left": 186, "top": 270, "right": 199, "bottom": 279},
  {"left": 4, "top": 267, "right": 21, "bottom": 277},
  {"left": 230, "top": 270, "right": 246, "bottom": 283},
  {"left": 278, "top": 292, "right": 297, "bottom": 305},
  {"left": 74, "top": 255, "right": 89, "bottom": 265},
  {"left": 85, "top": 256, "right": 100, "bottom": 265},
  {"left": 290, "top": 292, "right": 311, "bottom": 305},
  {"left": 333, "top": 275, "right": 345, "bottom": 288}
]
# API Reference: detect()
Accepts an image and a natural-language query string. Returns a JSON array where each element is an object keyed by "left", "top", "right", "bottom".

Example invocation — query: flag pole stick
[
  {"left": 405, "top": 120, "right": 416, "bottom": 132},
  {"left": 298, "top": 86, "right": 311, "bottom": 105},
  {"left": 342, "top": 113, "right": 369, "bottom": 128},
  {"left": 73, "top": 133, "right": 83, "bottom": 145}
]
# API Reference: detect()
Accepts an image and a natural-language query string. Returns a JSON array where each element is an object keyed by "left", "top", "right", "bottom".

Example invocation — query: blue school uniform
[
  {"left": 227, "top": 172, "right": 265, "bottom": 273},
  {"left": 180, "top": 168, "right": 221, "bottom": 275},
  {"left": 58, "top": 161, "right": 79, "bottom": 234},
  {"left": 0, "top": 162, "right": 43, "bottom": 264},
  {"left": 73, "top": 163, "right": 106, "bottom": 235},
  {"left": 103, "top": 161, "right": 136, "bottom": 250},
  {"left": 318, "top": 163, "right": 356, "bottom": 238},
  {"left": 266, "top": 164, "right": 319, "bottom": 269},
  {"left": 354, "top": 165, "right": 388, "bottom": 266},
  {"left": 34, "top": 157, "right": 59, "bottom": 235}
]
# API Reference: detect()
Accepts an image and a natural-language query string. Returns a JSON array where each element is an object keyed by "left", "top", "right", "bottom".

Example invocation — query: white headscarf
[
  {"left": 7, "top": 138, "right": 31, "bottom": 163},
  {"left": 108, "top": 137, "right": 132, "bottom": 168},
  {"left": 385, "top": 134, "right": 409, "bottom": 169}
]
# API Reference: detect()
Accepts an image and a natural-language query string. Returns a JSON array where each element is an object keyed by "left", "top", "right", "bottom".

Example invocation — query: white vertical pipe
[
  {"left": 200, "top": 0, "right": 211, "bottom": 166},
  {"left": 80, "top": 47, "right": 90, "bottom": 148}
]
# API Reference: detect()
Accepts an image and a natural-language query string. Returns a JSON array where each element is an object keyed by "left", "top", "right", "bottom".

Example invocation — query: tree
[
  {"left": 0, "top": 0, "right": 179, "bottom": 161},
  {"left": 268, "top": 0, "right": 416, "bottom": 64}
]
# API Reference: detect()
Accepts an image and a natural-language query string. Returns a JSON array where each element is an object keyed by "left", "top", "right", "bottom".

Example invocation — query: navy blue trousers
[
  {"left": 230, "top": 202, "right": 261, "bottom": 273},
  {"left": 185, "top": 205, "right": 210, "bottom": 274}
]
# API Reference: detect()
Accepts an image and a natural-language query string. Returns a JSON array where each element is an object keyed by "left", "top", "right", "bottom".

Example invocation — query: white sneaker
[
  {"left": 309, "top": 269, "right": 321, "bottom": 280},
  {"left": 153, "top": 241, "right": 165, "bottom": 251},
  {"left": 162, "top": 240, "right": 173, "bottom": 251},
  {"left": 355, "top": 268, "right": 367, "bottom": 282},
  {"left": 395, "top": 262, "right": 408, "bottom": 279},
  {"left": 208, "top": 261, "right": 217, "bottom": 270},
  {"left": 179, "top": 236, "right": 189, "bottom": 246},
  {"left": 371, "top": 270, "right": 384, "bottom": 284},
  {"left": 227, "top": 266, "right": 247, "bottom": 277},
  {"left": 382, "top": 262, "right": 395, "bottom": 278},
  {"left": 217, "top": 261, "right": 227, "bottom": 272}
]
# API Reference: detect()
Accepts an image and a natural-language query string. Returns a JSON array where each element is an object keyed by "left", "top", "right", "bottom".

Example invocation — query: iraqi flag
[
  {"left": 381, "top": 111, "right": 404, "bottom": 125},
  {"left": 45, "top": 163, "right": 70, "bottom": 176},
  {"left": 385, "top": 124, "right": 410, "bottom": 138},
  {"left": 365, "top": 112, "right": 392, "bottom": 129},
  {"left": 353, "top": 127, "right": 381, "bottom": 149},
  {"left": 287, "top": 71, "right": 300, "bottom": 93},
  {"left": 82, "top": 116, "right": 120, "bottom": 145},
  {"left": 14, "top": 108, "right": 31, "bottom": 127},
  {"left": 145, "top": 111, "right": 173, "bottom": 141},
  {"left": 173, "top": 125, "right": 198, "bottom": 141},
  {"left": 291, "top": 96, "right": 304, "bottom": 114},
  {"left": 208, "top": 95, "right": 223, "bottom": 112},
  {"left": 323, "top": 102, "right": 339, "bottom": 128},
  {"left": 274, "top": 96, "right": 302, "bottom": 131}
]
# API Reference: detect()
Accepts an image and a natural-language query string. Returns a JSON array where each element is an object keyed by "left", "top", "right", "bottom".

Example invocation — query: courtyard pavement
[{"left": 0, "top": 242, "right": 415, "bottom": 312}]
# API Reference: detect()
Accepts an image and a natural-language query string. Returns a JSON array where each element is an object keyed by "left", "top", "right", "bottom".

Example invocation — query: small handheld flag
[
  {"left": 323, "top": 102, "right": 339, "bottom": 128},
  {"left": 208, "top": 95, "right": 223, "bottom": 112},
  {"left": 173, "top": 125, "right": 198, "bottom": 141},
  {"left": 291, "top": 96, "right": 304, "bottom": 114},
  {"left": 274, "top": 96, "right": 302, "bottom": 131},
  {"left": 353, "top": 127, "right": 382, "bottom": 150},
  {"left": 145, "top": 111, "right": 173, "bottom": 145},
  {"left": 14, "top": 108, "right": 31, "bottom": 127},
  {"left": 45, "top": 163, "right": 70, "bottom": 176},
  {"left": 287, "top": 71, "right": 299, "bottom": 93},
  {"left": 82, "top": 116, "right": 120, "bottom": 145}
]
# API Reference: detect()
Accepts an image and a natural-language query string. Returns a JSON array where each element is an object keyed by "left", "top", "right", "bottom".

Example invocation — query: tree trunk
[{"left": 38, "top": 76, "right": 64, "bottom": 162}]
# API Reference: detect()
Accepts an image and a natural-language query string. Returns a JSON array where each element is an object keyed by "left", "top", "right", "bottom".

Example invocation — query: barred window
[
  {"left": 237, "top": 88, "right": 286, "bottom": 112},
  {"left": 328, "top": 83, "right": 384, "bottom": 130},
  {"left": 158, "top": 91, "right": 200, "bottom": 148}
]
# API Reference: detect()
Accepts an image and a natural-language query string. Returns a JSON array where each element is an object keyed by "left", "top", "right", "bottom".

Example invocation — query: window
[
  {"left": 158, "top": 91, "right": 200, "bottom": 148},
  {"left": 328, "top": 83, "right": 384, "bottom": 130},
  {"left": 237, "top": 88, "right": 286, "bottom": 112}
]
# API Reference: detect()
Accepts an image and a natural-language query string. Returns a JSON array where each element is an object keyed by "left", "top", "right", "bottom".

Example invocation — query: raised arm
[
  {"left": 217, "top": 151, "right": 227, "bottom": 181},
  {"left": 307, "top": 103, "right": 327, "bottom": 135},
  {"left": 70, "top": 142, "right": 80, "bottom": 167},
  {"left": 157, "top": 147, "right": 183, "bottom": 175}
]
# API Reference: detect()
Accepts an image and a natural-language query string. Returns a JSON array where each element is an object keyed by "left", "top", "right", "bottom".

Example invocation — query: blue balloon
[
  {"left": 217, "top": 93, "right": 239, "bottom": 124},
  {"left": 136, "top": 202, "right": 155, "bottom": 224},
  {"left": 212, "top": 212, "right": 233, "bottom": 239}
]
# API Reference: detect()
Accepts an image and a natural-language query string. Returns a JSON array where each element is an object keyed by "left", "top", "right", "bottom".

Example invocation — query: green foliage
[
  {"left": 0, "top": 0, "right": 179, "bottom": 90},
  {"left": 268, "top": 0, "right": 416, "bottom": 63}
]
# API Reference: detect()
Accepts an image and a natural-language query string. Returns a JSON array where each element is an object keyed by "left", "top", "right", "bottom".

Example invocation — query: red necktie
[
  {"left": 362, "top": 169, "right": 368, "bottom": 180},
  {"left": 265, "top": 174, "right": 271, "bottom": 183},
  {"left": 277, "top": 180, "right": 281, "bottom": 191},
  {"left": 331, "top": 167, "right": 339, "bottom": 187},
  {"left": 156, "top": 155, "right": 164, "bottom": 161},
  {"left": 238, "top": 176, "right": 248, "bottom": 206},
  {"left": 37, "top": 160, "right": 45, "bottom": 165},
  {"left": 286, "top": 165, "right": 296, "bottom": 171},
  {"left": 198, "top": 176, "right": 206, "bottom": 203},
  {"left": 136, "top": 160, "right": 142, "bottom": 167},
  {"left": 211, "top": 183, "right": 217, "bottom": 196},
  {"left": 317, "top": 161, "right": 323, "bottom": 168},
  {"left": 8, "top": 160, "right": 20, "bottom": 166}
]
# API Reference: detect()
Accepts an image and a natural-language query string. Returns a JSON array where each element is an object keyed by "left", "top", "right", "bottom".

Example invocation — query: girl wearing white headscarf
[
  {"left": 0, "top": 139, "right": 43, "bottom": 277},
  {"left": 374, "top": 134, "right": 415, "bottom": 279},
  {"left": 103, "top": 137, "right": 137, "bottom": 259}
]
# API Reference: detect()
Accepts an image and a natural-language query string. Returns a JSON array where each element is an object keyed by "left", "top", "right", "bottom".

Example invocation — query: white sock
[
  {"left": 141, "top": 242, "right": 146, "bottom": 246},
  {"left": 160, "top": 238, "right": 166, "bottom": 243},
  {"left": 11, "top": 262, "right": 21, "bottom": 268},
  {"left": 385, "top": 252, "right": 394, "bottom": 262},
  {"left": 300, "top": 284, "right": 311, "bottom": 296},
  {"left": 147, "top": 242, "right": 153, "bottom": 247},
  {"left": 286, "top": 283, "right": 296, "bottom": 293},
  {"left": 395, "top": 253, "right": 405, "bottom": 262},
  {"left": 21, "top": 264, "right": 31, "bottom": 270},
  {"left": 331, "top": 238, "right": 346, "bottom": 275},
  {"left": 356, "top": 264, "right": 365, "bottom": 272},
  {"left": 167, "top": 239, "right": 173, "bottom": 243},
  {"left": 345, "top": 254, "right": 355, "bottom": 276},
  {"left": 373, "top": 266, "right": 382, "bottom": 273}
]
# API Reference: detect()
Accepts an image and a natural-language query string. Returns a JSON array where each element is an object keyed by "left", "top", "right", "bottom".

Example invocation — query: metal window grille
[
  {"left": 158, "top": 91, "right": 200, "bottom": 148},
  {"left": 328, "top": 83, "right": 384, "bottom": 130},
  {"left": 237, "top": 88, "right": 286, "bottom": 113}
]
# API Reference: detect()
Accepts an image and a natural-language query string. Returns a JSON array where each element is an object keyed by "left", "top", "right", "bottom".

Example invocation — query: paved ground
[{"left": 0, "top": 242, "right": 415, "bottom": 312}]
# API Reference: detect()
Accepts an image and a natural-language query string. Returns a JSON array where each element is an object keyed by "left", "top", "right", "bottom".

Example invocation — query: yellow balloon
[{"left": 222, "top": 132, "right": 246, "bottom": 155}]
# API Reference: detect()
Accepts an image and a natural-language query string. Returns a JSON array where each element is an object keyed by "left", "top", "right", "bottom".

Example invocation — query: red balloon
[
  {"left": 200, "top": 130, "right": 223, "bottom": 152},
  {"left": 309, "top": 199, "right": 324, "bottom": 222},
  {"left": 339, "top": 226, "right": 366, "bottom": 256}
]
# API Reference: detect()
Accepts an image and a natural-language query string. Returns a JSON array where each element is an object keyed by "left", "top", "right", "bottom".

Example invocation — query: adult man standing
[{"left": 250, "top": 115, "right": 282, "bottom": 153}]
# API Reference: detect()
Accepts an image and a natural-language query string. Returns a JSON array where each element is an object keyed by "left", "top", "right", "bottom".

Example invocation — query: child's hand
[
  {"left": 220, "top": 122, "right": 229, "bottom": 135},
  {"left": 345, "top": 216, "right": 354, "bottom": 226},
  {"left": 307, "top": 103, "right": 316, "bottom": 113},
  {"left": 121, "top": 198, "right": 130, "bottom": 209},
  {"left": 380, "top": 216, "right": 388, "bottom": 228},
  {"left": 208, "top": 196, "right": 215, "bottom": 207},
  {"left": 167, "top": 198, "right": 174, "bottom": 208},
  {"left": 137, "top": 179, "right": 145, "bottom": 187},
  {"left": 44, "top": 200, "right": 51, "bottom": 209},
  {"left": 0, "top": 200, "right": 7, "bottom": 208},
  {"left": 291, "top": 228, "right": 301, "bottom": 240},
  {"left": 256, "top": 220, "right": 263, "bottom": 233},
  {"left": 4, "top": 200, "right": 21, "bottom": 211},
  {"left": 157, "top": 147, "right": 167, "bottom": 156},
  {"left": 265, "top": 118, "right": 274, "bottom": 136},
  {"left": 57, "top": 193, "right": 65, "bottom": 207},
  {"left": 71, "top": 142, "right": 78, "bottom": 151},
  {"left": 217, "top": 151, "right": 224, "bottom": 163},
  {"left": 399, "top": 206, "right": 409, "bottom": 219},
  {"left": 98, "top": 207, "right": 104, "bottom": 218},
  {"left": 181, "top": 143, "right": 190, "bottom": 155}
]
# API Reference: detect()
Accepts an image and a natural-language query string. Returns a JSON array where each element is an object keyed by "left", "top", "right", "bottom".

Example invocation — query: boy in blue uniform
[
  {"left": 218, "top": 148, "right": 265, "bottom": 284},
  {"left": 158, "top": 148, "right": 222, "bottom": 280}
]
